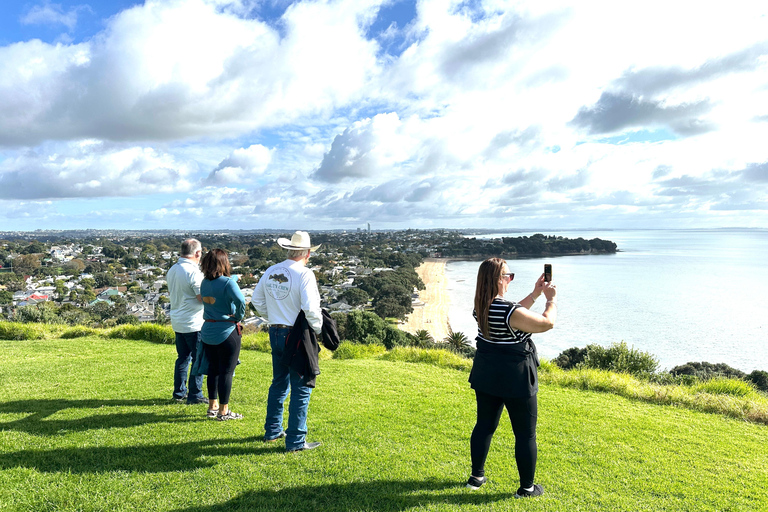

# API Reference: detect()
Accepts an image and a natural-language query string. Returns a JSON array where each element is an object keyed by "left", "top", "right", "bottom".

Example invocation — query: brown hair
[
  {"left": 200, "top": 248, "right": 231, "bottom": 281},
  {"left": 474, "top": 258, "right": 506, "bottom": 338}
]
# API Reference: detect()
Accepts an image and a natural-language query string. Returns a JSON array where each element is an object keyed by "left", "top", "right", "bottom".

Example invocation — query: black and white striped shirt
[{"left": 474, "top": 297, "right": 531, "bottom": 345}]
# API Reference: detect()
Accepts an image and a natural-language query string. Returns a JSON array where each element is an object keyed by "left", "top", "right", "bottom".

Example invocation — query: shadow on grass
[
  {"left": 0, "top": 398, "right": 195, "bottom": 435},
  {"left": 173, "top": 480, "right": 515, "bottom": 511},
  {"left": 0, "top": 436, "right": 282, "bottom": 473}
]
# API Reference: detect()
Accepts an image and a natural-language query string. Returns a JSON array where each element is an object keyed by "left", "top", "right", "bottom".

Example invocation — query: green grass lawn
[{"left": 1, "top": 336, "right": 766, "bottom": 512}]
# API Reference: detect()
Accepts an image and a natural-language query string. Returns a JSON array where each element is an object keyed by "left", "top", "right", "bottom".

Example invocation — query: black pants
[
  {"left": 203, "top": 330, "right": 241, "bottom": 405},
  {"left": 470, "top": 389, "right": 538, "bottom": 488}
]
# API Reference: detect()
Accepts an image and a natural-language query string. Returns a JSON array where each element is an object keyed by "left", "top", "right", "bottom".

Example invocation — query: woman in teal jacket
[{"left": 200, "top": 249, "right": 246, "bottom": 421}]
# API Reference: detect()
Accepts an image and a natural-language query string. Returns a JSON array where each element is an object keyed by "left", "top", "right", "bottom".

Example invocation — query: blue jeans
[
  {"left": 264, "top": 326, "right": 313, "bottom": 450},
  {"left": 174, "top": 331, "right": 205, "bottom": 402}
]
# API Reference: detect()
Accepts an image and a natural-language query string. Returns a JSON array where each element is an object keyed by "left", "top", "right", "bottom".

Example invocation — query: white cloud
[
  {"left": 205, "top": 144, "right": 273, "bottom": 184},
  {"left": 20, "top": 2, "right": 88, "bottom": 31},
  {"left": 0, "top": 141, "right": 196, "bottom": 199},
  {"left": 0, "top": 0, "right": 383, "bottom": 146},
  {"left": 2, "top": 0, "right": 768, "bottom": 229}
]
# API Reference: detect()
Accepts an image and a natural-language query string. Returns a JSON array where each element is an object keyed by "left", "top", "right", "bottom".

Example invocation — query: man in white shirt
[
  {"left": 252, "top": 231, "right": 322, "bottom": 452},
  {"left": 167, "top": 239, "right": 207, "bottom": 404}
]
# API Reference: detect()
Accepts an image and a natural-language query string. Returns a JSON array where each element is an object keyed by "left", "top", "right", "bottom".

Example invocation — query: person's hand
[
  {"left": 542, "top": 280, "right": 557, "bottom": 301},
  {"left": 532, "top": 273, "right": 547, "bottom": 297}
]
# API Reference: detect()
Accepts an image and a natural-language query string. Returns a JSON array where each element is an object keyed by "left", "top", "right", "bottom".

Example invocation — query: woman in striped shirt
[{"left": 465, "top": 258, "right": 557, "bottom": 498}]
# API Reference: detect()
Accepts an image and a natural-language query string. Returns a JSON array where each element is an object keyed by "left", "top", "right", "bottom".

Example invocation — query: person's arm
[
  {"left": 518, "top": 273, "right": 546, "bottom": 309},
  {"left": 251, "top": 277, "right": 268, "bottom": 320},
  {"left": 301, "top": 270, "right": 322, "bottom": 334},
  {"left": 191, "top": 269, "right": 203, "bottom": 303},
  {"left": 509, "top": 280, "right": 557, "bottom": 333},
  {"left": 227, "top": 279, "right": 246, "bottom": 322}
]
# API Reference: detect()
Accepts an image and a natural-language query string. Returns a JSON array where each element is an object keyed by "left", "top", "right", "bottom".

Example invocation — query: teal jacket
[{"left": 200, "top": 276, "right": 246, "bottom": 345}]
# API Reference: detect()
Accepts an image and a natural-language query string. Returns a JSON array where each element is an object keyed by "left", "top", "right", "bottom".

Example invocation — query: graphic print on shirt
[{"left": 266, "top": 267, "right": 291, "bottom": 300}]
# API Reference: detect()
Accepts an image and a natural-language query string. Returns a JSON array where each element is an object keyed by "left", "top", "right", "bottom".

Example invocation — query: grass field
[{"left": 1, "top": 336, "right": 767, "bottom": 511}]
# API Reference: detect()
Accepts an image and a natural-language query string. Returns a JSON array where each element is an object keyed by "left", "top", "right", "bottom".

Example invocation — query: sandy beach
[{"left": 400, "top": 258, "right": 451, "bottom": 342}]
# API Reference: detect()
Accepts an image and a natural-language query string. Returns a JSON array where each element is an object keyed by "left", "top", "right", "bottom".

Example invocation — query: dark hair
[
  {"left": 200, "top": 248, "right": 231, "bottom": 281},
  {"left": 474, "top": 258, "right": 505, "bottom": 338}
]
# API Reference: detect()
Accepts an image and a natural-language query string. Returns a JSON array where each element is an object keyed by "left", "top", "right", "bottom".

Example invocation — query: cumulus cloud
[
  {"left": 205, "top": 144, "right": 272, "bottom": 184},
  {"left": 2, "top": 1, "right": 768, "bottom": 229},
  {"left": 570, "top": 92, "right": 715, "bottom": 136},
  {"left": 312, "top": 113, "right": 416, "bottom": 183},
  {"left": 0, "top": 141, "right": 195, "bottom": 199},
  {"left": 0, "top": 0, "right": 383, "bottom": 146}
]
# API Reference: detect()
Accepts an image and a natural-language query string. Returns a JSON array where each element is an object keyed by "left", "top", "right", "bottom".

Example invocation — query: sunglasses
[{"left": 501, "top": 272, "right": 515, "bottom": 281}]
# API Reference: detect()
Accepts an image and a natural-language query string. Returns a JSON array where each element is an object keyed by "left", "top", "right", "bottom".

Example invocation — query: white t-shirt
[
  {"left": 167, "top": 257, "right": 204, "bottom": 333},
  {"left": 251, "top": 259, "right": 322, "bottom": 334}
]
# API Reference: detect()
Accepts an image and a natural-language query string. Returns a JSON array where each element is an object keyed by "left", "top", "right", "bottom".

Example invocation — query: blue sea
[{"left": 445, "top": 229, "right": 768, "bottom": 373}]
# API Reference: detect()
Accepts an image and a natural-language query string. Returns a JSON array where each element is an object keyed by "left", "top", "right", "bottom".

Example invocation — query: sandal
[
  {"left": 206, "top": 409, "right": 219, "bottom": 418},
  {"left": 217, "top": 411, "right": 243, "bottom": 421}
]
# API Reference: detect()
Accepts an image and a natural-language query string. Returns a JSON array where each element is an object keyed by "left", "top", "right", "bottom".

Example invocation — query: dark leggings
[
  {"left": 470, "top": 389, "right": 538, "bottom": 488},
  {"left": 203, "top": 330, "right": 241, "bottom": 405}
]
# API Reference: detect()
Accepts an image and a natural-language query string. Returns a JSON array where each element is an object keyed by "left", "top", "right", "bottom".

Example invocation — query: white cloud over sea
[{"left": 1, "top": 0, "right": 767, "bottom": 230}]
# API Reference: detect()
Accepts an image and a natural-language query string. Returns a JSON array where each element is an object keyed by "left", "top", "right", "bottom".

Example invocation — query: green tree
[
  {"left": 340, "top": 288, "right": 369, "bottom": 306},
  {"left": 413, "top": 329, "right": 434, "bottom": 348},
  {"left": 0, "top": 290, "right": 13, "bottom": 305},
  {"left": 13, "top": 254, "right": 41, "bottom": 274},
  {"left": 444, "top": 329, "right": 470, "bottom": 352}
]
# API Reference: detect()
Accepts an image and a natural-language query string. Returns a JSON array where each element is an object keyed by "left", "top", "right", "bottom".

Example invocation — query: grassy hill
[{"left": 1, "top": 335, "right": 767, "bottom": 511}]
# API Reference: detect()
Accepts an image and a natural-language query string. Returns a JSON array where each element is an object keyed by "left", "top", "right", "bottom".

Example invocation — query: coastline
[{"left": 399, "top": 258, "right": 451, "bottom": 342}]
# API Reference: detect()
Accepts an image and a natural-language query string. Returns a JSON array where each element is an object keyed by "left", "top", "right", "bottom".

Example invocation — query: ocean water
[{"left": 445, "top": 229, "right": 768, "bottom": 373}]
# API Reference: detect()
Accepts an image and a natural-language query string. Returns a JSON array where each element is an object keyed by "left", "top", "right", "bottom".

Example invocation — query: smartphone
[{"left": 544, "top": 264, "right": 552, "bottom": 283}]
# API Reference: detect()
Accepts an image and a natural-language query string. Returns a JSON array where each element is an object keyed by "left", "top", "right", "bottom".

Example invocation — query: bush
[
  {"left": 381, "top": 347, "right": 473, "bottom": 372},
  {"left": 670, "top": 361, "right": 746, "bottom": 381},
  {"left": 116, "top": 314, "right": 140, "bottom": 325},
  {"left": 381, "top": 325, "right": 410, "bottom": 349},
  {"left": 691, "top": 377, "right": 756, "bottom": 398},
  {"left": 554, "top": 347, "right": 588, "bottom": 370},
  {"left": 581, "top": 342, "right": 659, "bottom": 376},
  {"left": 0, "top": 321, "right": 54, "bottom": 340},
  {"left": 747, "top": 370, "right": 768, "bottom": 393},
  {"left": 333, "top": 342, "right": 386, "bottom": 360},
  {"left": 363, "top": 334, "right": 382, "bottom": 345},
  {"left": 107, "top": 323, "right": 175, "bottom": 344},
  {"left": 60, "top": 326, "right": 101, "bottom": 339}
]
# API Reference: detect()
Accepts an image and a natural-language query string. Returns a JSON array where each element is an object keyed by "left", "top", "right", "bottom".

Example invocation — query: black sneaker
[
  {"left": 187, "top": 396, "right": 209, "bottom": 405},
  {"left": 287, "top": 441, "right": 322, "bottom": 452},
  {"left": 515, "top": 484, "right": 544, "bottom": 498},
  {"left": 465, "top": 476, "right": 487, "bottom": 490}
]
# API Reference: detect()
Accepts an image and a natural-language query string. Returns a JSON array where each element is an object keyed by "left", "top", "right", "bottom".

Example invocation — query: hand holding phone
[{"left": 544, "top": 264, "right": 552, "bottom": 283}]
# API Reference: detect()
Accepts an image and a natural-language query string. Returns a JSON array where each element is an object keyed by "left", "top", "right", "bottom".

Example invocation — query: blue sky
[{"left": 1, "top": 0, "right": 768, "bottom": 231}]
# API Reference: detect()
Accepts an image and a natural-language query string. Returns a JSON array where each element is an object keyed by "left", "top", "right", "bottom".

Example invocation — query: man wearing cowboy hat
[{"left": 251, "top": 231, "right": 323, "bottom": 452}]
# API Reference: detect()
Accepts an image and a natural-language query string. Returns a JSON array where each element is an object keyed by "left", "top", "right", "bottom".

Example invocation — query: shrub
[
  {"left": 333, "top": 342, "right": 386, "bottom": 360},
  {"left": 116, "top": 314, "right": 140, "bottom": 325},
  {"left": 381, "top": 347, "right": 473, "bottom": 372},
  {"left": 691, "top": 377, "right": 756, "bottom": 398},
  {"left": 554, "top": 346, "right": 588, "bottom": 370},
  {"left": 381, "top": 325, "right": 410, "bottom": 349},
  {"left": 747, "top": 370, "right": 768, "bottom": 393},
  {"left": 107, "top": 323, "right": 175, "bottom": 344},
  {"left": 60, "top": 326, "right": 101, "bottom": 339},
  {"left": 363, "top": 334, "right": 382, "bottom": 345},
  {"left": 670, "top": 361, "right": 746, "bottom": 381},
  {"left": 581, "top": 342, "right": 659, "bottom": 376},
  {"left": 0, "top": 321, "right": 54, "bottom": 340}
]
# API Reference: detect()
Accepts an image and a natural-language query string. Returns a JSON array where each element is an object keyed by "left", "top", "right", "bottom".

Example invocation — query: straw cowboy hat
[{"left": 277, "top": 231, "right": 321, "bottom": 251}]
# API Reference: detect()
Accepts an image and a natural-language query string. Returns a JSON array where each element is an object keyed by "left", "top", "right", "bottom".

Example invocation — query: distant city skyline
[{"left": 1, "top": 0, "right": 767, "bottom": 231}]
